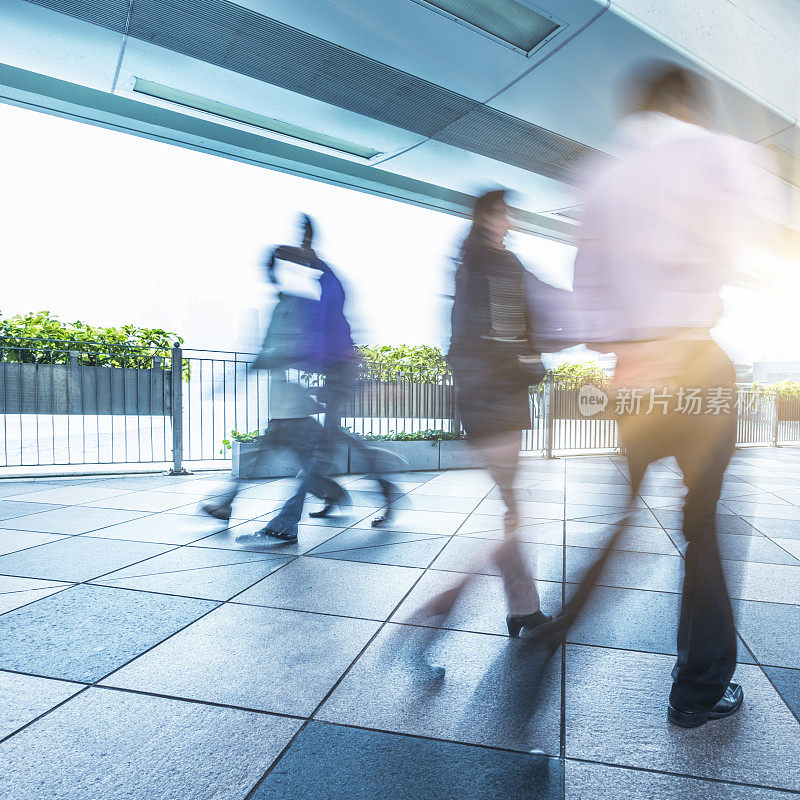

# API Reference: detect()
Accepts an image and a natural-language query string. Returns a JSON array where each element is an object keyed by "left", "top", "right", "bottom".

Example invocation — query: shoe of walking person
[
  {"left": 200, "top": 501, "right": 233, "bottom": 521},
  {"left": 506, "top": 610, "right": 552, "bottom": 638},
  {"left": 371, "top": 476, "right": 401, "bottom": 527},
  {"left": 667, "top": 682, "right": 744, "bottom": 728},
  {"left": 235, "top": 518, "right": 298, "bottom": 544},
  {"left": 307, "top": 486, "right": 351, "bottom": 518}
]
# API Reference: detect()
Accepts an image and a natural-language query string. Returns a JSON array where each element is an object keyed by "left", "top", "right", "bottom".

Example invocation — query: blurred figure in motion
[
  {"left": 566, "top": 61, "right": 765, "bottom": 727},
  {"left": 203, "top": 216, "right": 400, "bottom": 541},
  {"left": 422, "top": 190, "right": 551, "bottom": 637}
]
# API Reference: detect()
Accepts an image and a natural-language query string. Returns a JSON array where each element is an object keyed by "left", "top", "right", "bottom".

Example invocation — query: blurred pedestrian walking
[
  {"left": 565, "top": 61, "right": 765, "bottom": 727},
  {"left": 202, "top": 216, "right": 401, "bottom": 540},
  {"left": 422, "top": 190, "right": 552, "bottom": 636}
]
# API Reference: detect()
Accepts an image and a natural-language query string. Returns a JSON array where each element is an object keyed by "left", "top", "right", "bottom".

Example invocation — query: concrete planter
[
  {"left": 0, "top": 362, "right": 171, "bottom": 415},
  {"left": 438, "top": 440, "right": 481, "bottom": 469},
  {"left": 230, "top": 438, "right": 478, "bottom": 478},
  {"left": 349, "top": 439, "right": 439, "bottom": 473},
  {"left": 230, "top": 439, "right": 347, "bottom": 479}
]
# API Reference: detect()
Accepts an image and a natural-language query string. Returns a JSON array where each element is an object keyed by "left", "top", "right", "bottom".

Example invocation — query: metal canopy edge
[{"left": 0, "top": 61, "right": 578, "bottom": 244}]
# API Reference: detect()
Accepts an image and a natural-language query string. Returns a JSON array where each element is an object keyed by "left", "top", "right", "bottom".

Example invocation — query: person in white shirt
[{"left": 569, "top": 61, "right": 764, "bottom": 728}]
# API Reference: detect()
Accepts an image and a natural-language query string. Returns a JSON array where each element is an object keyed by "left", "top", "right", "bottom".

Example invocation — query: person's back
[
  {"left": 574, "top": 112, "right": 757, "bottom": 346},
  {"left": 567, "top": 62, "right": 757, "bottom": 730}
]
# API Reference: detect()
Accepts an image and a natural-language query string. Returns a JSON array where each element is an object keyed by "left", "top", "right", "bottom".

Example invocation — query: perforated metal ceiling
[{"left": 23, "top": 0, "right": 602, "bottom": 183}]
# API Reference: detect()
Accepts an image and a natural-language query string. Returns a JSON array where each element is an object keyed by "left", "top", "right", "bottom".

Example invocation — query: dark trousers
[
  {"left": 618, "top": 342, "right": 738, "bottom": 712},
  {"left": 222, "top": 417, "right": 341, "bottom": 527}
]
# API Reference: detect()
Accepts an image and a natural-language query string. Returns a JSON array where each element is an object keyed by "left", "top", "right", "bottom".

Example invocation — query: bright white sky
[{"left": 0, "top": 101, "right": 794, "bottom": 364}]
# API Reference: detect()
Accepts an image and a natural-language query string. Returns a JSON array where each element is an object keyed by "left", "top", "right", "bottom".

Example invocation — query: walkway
[{"left": 0, "top": 450, "right": 798, "bottom": 799}]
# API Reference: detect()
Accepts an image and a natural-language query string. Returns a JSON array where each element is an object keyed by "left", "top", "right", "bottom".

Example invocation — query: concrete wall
[{"left": 609, "top": 0, "right": 800, "bottom": 119}]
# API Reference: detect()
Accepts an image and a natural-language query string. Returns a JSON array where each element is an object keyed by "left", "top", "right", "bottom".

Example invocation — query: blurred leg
[
  {"left": 479, "top": 431, "right": 541, "bottom": 616},
  {"left": 670, "top": 411, "right": 737, "bottom": 712}
]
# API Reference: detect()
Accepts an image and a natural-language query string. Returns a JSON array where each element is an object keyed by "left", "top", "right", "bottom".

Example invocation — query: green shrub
[
  {"left": 357, "top": 345, "right": 450, "bottom": 381},
  {"left": 545, "top": 361, "right": 611, "bottom": 390},
  {"left": 220, "top": 429, "right": 261, "bottom": 454},
  {"left": 0, "top": 310, "right": 188, "bottom": 378},
  {"left": 364, "top": 429, "right": 466, "bottom": 442}
]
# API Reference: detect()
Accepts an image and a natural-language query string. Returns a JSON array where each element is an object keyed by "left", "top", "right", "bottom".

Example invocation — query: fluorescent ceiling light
[
  {"left": 132, "top": 78, "right": 381, "bottom": 159},
  {"left": 413, "top": 0, "right": 559, "bottom": 53}
]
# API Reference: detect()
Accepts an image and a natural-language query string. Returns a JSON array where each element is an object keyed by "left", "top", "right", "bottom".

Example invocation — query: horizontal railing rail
[{"left": 0, "top": 343, "right": 796, "bottom": 470}]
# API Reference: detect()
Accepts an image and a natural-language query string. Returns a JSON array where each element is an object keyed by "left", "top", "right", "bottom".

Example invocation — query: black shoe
[
  {"left": 200, "top": 502, "right": 232, "bottom": 521},
  {"left": 308, "top": 489, "right": 351, "bottom": 518},
  {"left": 506, "top": 610, "right": 551, "bottom": 638},
  {"left": 371, "top": 478, "right": 401, "bottom": 527},
  {"left": 235, "top": 524, "right": 298, "bottom": 544},
  {"left": 667, "top": 682, "right": 743, "bottom": 728}
]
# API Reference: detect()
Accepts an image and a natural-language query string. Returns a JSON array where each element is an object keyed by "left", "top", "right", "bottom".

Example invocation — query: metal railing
[{"left": 0, "top": 340, "right": 797, "bottom": 471}]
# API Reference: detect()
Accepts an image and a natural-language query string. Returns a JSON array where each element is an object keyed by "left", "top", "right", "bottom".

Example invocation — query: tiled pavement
[{"left": 0, "top": 451, "right": 799, "bottom": 799}]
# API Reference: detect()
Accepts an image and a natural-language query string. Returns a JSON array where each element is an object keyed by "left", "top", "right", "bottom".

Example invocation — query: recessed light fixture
[
  {"left": 411, "top": 0, "right": 559, "bottom": 54},
  {"left": 132, "top": 78, "right": 381, "bottom": 160}
]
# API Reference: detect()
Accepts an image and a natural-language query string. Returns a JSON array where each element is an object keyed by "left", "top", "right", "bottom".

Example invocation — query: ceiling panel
[
  {"left": 232, "top": 0, "right": 536, "bottom": 100},
  {"left": 384, "top": 138, "right": 579, "bottom": 213},
  {"left": 117, "top": 39, "right": 426, "bottom": 159},
  {"left": 0, "top": 0, "right": 123, "bottom": 91},
  {"left": 489, "top": 6, "right": 791, "bottom": 151}
]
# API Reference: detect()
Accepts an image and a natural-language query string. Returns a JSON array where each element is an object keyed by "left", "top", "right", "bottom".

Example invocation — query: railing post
[
  {"left": 772, "top": 390, "right": 780, "bottom": 447},
  {"left": 169, "top": 343, "right": 189, "bottom": 474},
  {"left": 543, "top": 374, "right": 555, "bottom": 459}
]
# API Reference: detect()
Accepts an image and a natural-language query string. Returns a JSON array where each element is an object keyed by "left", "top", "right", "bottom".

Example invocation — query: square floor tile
[
  {"left": 566, "top": 585, "right": 681, "bottom": 655},
  {"left": 0, "top": 536, "right": 172, "bottom": 582},
  {"left": 94, "top": 513, "right": 231, "bottom": 545},
  {"left": 317, "top": 623, "right": 562, "bottom": 753},
  {"left": 352, "top": 509, "right": 469, "bottom": 535},
  {"left": 0, "top": 671, "right": 83, "bottom": 740},
  {"left": 722, "top": 502, "right": 800, "bottom": 520},
  {"left": 430, "top": 537, "right": 564, "bottom": 583},
  {"left": 565, "top": 760, "right": 799, "bottom": 800},
  {"left": 102, "top": 603, "right": 379, "bottom": 715},
  {"left": 577, "top": 509, "right": 660, "bottom": 528},
  {"left": 670, "top": 533, "right": 799, "bottom": 565},
  {"left": 0, "top": 687, "right": 301, "bottom": 800},
  {"left": 736, "top": 599, "right": 800, "bottom": 669},
  {"left": 565, "top": 490, "right": 630, "bottom": 508},
  {"left": 565, "top": 522, "right": 679, "bottom": 555},
  {"left": 3, "top": 485, "right": 128, "bottom": 505},
  {"left": 0, "top": 529, "right": 67, "bottom": 556},
  {"left": 236, "top": 556, "right": 422, "bottom": 619},
  {"left": 94, "top": 546, "right": 291, "bottom": 601},
  {"left": 0, "top": 482, "right": 49, "bottom": 498},
  {"left": 773, "top": 538, "right": 800, "bottom": 560},
  {"left": 391, "top": 494, "right": 481, "bottom": 514},
  {"left": 764, "top": 666, "right": 800, "bottom": 721},
  {"left": 391, "top": 571, "right": 562, "bottom": 636},
  {"left": 474, "top": 498, "right": 564, "bottom": 519},
  {"left": 407, "top": 482, "right": 485, "bottom": 499},
  {"left": 164, "top": 498, "right": 284, "bottom": 520},
  {"left": 724, "top": 561, "right": 800, "bottom": 605},
  {"left": 0, "top": 501, "right": 64, "bottom": 522},
  {"left": 565, "top": 645, "right": 800, "bottom": 790},
  {"left": 0, "top": 584, "right": 216, "bottom": 682},
  {"left": 1, "top": 506, "right": 148, "bottom": 534},
  {"left": 744, "top": 517, "right": 800, "bottom": 540},
  {"left": 566, "top": 547, "right": 683, "bottom": 594},
  {"left": 252, "top": 721, "right": 562, "bottom": 800},
  {"left": 456, "top": 515, "right": 563, "bottom": 543},
  {"left": 0, "top": 576, "right": 72, "bottom": 615},
  {"left": 308, "top": 529, "right": 450, "bottom": 568},
  {"left": 81, "top": 490, "right": 203, "bottom": 512}
]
